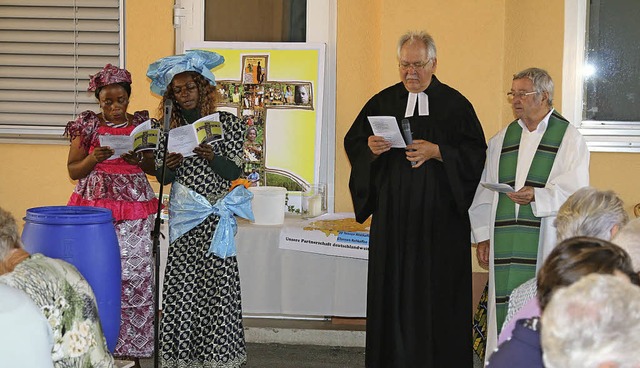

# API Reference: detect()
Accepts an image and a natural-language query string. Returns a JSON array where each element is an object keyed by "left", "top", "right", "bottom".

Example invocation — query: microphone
[
  {"left": 154, "top": 99, "right": 173, "bottom": 368},
  {"left": 163, "top": 99, "right": 173, "bottom": 131},
  {"left": 401, "top": 118, "right": 416, "bottom": 167}
]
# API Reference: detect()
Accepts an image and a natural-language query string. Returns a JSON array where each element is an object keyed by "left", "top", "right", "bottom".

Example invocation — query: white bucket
[{"left": 248, "top": 186, "right": 287, "bottom": 225}]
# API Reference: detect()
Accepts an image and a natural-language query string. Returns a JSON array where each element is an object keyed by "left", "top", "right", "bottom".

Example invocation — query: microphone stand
[{"left": 152, "top": 109, "right": 172, "bottom": 368}]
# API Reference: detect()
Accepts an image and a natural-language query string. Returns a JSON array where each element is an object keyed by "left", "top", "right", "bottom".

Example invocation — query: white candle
[{"left": 307, "top": 194, "right": 322, "bottom": 217}]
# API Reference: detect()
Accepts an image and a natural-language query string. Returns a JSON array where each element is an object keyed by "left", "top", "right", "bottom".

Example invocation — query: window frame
[
  {"left": 563, "top": 0, "right": 640, "bottom": 152},
  {"left": 0, "top": 0, "right": 125, "bottom": 145}
]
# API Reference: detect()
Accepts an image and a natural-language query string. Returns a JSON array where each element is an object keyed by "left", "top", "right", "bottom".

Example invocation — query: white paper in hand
[
  {"left": 367, "top": 116, "right": 406, "bottom": 148},
  {"left": 481, "top": 182, "right": 515, "bottom": 193}
]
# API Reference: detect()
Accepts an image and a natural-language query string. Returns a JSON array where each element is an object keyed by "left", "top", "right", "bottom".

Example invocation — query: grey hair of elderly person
[
  {"left": 397, "top": 31, "right": 437, "bottom": 61},
  {"left": 501, "top": 187, "right": 629, "bottom": 328},
  {"left": 613, "top": 217, "right": 640, "bottom": 272},
  {"left": 512, "top": 67, "right": 555, "bottom": 108},
  {"left": 0, "top": 207, "right": 22, "bottom": 261},
  {"left": 555, "top": 186, "right": 628, "bottom": 242},
  {"left": 541, "top": 274, "right": 640, "bottom": 368}
]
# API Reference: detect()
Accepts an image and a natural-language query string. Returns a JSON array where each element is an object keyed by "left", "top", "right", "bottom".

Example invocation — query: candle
[{"left": 307, "top": 194, "right": 322, "bottom": 217}]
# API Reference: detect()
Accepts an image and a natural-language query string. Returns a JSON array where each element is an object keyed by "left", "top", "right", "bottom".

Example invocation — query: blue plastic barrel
[{"left": 21, "top": 206, "right": 122, "bottom": 353}]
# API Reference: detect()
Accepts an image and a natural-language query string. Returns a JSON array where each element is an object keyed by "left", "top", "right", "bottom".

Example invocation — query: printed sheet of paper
[
  {"left": 99, "top": 135, "right": 133, "bottom": 160},
  {"left": 167, "top": 124, "right": 199, "bottom": 157},
  {"left": 99, "top": 119, "right": 158, "bottom": 159},
  {"left": 367, "top": 116, "right": 407, "bottom": 148},
  {"left": 481, "top": 182, "right": 515, "bottom": 193},
  {"left": 167, "top": 113, "right": 221, "bottom": 157}
]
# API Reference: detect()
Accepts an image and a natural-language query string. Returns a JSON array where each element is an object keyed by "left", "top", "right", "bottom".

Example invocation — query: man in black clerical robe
[{"left": 344, "top": 31, "right": 487, "bottom": 367}]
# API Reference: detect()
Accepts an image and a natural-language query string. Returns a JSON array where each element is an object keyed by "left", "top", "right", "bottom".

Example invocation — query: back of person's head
[
  {"left": 536, "top": 236, "right": 638, "bottom": 311},
  {"left": 555, "top": 187, "right": 628, "bottom": 242},
  {"left": 0, "top": 207, "right": 22, "bottom": 261},
  {"left": 512, "top": 67, "right": 554, "bottom": 107},
  {"left": 612, "top": 217, "right": 640, "bottom": 272},
  {"left": 541, "top": 274, "right": 640, "bottom": 368}
]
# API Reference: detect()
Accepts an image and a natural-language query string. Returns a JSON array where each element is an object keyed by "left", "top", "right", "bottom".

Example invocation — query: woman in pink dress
[{"left": 64, "top": 64, "right": 158, "bottom": 364}]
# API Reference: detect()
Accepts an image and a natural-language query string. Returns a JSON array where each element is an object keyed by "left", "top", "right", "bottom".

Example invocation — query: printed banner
[{"left": 279, "top": 213, "right": 370, "bottom": 260}]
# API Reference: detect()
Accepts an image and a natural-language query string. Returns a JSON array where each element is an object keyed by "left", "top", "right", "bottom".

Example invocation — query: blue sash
[{"left": 169, "top": 182, "right": 254, "bottom": 258}]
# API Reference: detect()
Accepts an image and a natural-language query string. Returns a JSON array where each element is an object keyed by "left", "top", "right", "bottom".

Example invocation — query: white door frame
[{"left": 172, "top": 0, "right": 338, "bottom": 211}]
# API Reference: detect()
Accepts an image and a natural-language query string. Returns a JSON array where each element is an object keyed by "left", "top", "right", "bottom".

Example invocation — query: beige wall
[
  {"left": 1, "top": 0, "right": 639, "bottom": 229},
  {"left": 336, "top": 0, "right": 507, "bottom": 211},
  {"left": 125, "top": 0, "right": 175, "bottom": 118}
]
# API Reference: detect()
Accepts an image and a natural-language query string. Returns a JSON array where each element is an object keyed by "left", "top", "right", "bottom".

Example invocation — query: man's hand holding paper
[
  {"left": 506, "top": 186, "right": 535, "bottom": 205},
  {"left": 368, "top": 135, "right": 392, "bottom": 156},
  {"left": 367, "top": 116, "right": 407, "bottom": 148},
  {"left": 480, "top": 182, "right": 534, "bottom": 204},
  {"left": 367, "top": 116, "right": 410, "bottom": 156},
  {"left": 481, "top": 182, "right": 515, "bottom": 193}
]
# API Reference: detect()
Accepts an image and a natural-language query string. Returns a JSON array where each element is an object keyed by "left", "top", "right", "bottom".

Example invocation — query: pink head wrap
[{"left": 88, "top": 64, "right": 132, "bottom": 91}]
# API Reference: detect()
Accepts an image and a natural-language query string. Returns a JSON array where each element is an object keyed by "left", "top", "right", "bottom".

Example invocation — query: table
[{"left": 159, "top": 216, "right": 368, "bottom": 317}]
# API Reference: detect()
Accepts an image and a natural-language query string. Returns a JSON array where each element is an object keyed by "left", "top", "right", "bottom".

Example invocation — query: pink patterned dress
[{"left": 65, "top": 110, "right": 158, "bottom": 358}]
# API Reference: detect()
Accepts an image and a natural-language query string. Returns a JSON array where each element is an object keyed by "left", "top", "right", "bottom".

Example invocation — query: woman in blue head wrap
[{"left": 147, "top": 50, "right": 247, "bottom": 368}]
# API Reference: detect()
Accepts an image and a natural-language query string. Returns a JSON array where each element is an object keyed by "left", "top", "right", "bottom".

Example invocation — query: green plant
[
  {"left": 265, "top": 173, "right": 304, "bottom": 191},
  {"left": 284, "top": 193, "right": 300, "bottom": 214}
]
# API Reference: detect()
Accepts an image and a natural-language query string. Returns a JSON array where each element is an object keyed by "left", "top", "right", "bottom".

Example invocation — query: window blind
[{"left": 0, "top": 0, "right": 121, "bottom": 142}]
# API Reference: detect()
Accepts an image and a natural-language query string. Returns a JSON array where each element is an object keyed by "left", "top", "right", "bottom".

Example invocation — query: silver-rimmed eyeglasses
[
  {"left": 398, "top": 60, "right": 431, "bottom": 71},
  {"left": 507, "top": 91, "right": 539, "bottom": 99}
]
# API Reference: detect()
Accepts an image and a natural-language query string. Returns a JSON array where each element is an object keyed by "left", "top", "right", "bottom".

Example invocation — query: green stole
[{"left": 493, "top": 111, "right": 569, "bottom": 331}]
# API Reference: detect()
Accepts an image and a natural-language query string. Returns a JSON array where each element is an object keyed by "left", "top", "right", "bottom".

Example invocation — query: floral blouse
[{"left": 65, "top": 110, "right": 158, "bottom": 222}]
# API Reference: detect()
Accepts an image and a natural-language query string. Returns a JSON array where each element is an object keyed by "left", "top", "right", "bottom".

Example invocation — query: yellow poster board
[{"left": 186, "top": 42, "right": 325, "bottom": 191}]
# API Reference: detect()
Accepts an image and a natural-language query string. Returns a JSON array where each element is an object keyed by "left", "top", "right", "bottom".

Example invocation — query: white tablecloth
[{"left": 159, "top": 216, "right": 368, "bottom": 317}]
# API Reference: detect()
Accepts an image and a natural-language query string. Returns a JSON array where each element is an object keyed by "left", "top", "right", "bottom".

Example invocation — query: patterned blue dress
[{"left": 156, "top": 111, "right": 246, "bottom": 368}]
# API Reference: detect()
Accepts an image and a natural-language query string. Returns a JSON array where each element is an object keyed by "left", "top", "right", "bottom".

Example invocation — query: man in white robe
[{"left": 468, "top": 67, "right": 590, "bottom": 362}]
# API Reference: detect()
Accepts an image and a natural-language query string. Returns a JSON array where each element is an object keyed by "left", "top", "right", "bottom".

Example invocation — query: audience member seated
[
  {"left": 0, "top": 283, "right": 54, "bottom": 367},
  {"left": 612, "top": 217, "right": 640, "bottom": 272},
  {"left": 498, "top": 187, "right": 628, "bottom": 344},
  {"left": 486, "top": 236, "right": 640, "bottom": 368},
  {"left": 0, "top": 207, "right": 115, "bottom": 368},
  {"left": 541, "top": 273, "right": 640, "bottom": 368}
]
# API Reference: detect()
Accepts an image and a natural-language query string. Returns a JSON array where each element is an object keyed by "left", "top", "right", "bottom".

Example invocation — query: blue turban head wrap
[{"left": 146, "top": 50, "right": 225, "bottom": 96}]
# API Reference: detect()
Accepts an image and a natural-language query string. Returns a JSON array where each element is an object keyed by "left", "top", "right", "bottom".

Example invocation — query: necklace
[
  {"left": 103, "top": 113, "right": 131, "bottom": 128},
  {"left": 106, "top": 121, "right": 129, "bottom": 128}
]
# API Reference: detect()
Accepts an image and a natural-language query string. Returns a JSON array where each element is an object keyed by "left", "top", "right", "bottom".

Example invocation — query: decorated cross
[{"left": 215, "top": 54, "right": 314, "bottom": 191}]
